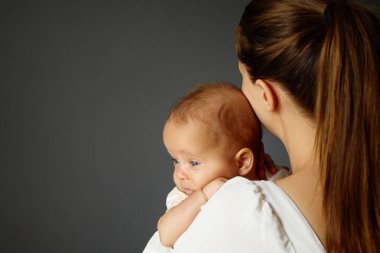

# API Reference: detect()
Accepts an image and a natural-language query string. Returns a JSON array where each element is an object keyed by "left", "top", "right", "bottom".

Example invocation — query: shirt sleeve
[
  {"left": 143, "top": 187, "right": 188, "bottom": 253},
  {"left": 143, "top": 232, "right": 172, "bottom": 253},
  {"left": 166, "top": 187, "right": 188, "bottom": 210},
  {"left": 169, "top": 177, "right": 295, "bottom": 253}
]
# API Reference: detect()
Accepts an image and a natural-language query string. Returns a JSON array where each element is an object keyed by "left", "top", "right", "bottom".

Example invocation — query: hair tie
[
  {"left": 323, "top": 1, "right": 349, "bottom": 26},
  {"left": 323, "top": 3, "right": 337, "bottom": 26}
]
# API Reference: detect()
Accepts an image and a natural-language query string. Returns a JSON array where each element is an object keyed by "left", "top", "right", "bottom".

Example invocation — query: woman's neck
[
  {"left": 283, "top": 121, "right": 318, "bottom": 174},
  {"left": 275, "top": 105, "right": 319, "bottom": 175}
]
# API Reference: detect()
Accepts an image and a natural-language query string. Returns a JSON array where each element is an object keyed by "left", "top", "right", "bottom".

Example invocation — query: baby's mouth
[{"left": 183, "top": 188, "right": 194, "bottom": 196}]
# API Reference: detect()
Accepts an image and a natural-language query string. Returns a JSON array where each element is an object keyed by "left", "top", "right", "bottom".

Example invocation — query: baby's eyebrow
[
  {"left": 166, "top": 148, "right": 203, "bottom": 160},
  {"left": 176, "top": 149, "right": 199, "bottom": 157}
]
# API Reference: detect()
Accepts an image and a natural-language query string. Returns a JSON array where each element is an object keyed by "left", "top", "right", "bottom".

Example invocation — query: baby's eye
[
  {"left": 171, "top": 158, "right": 179, "bottom": 165},
  {"left": 190, "top": 161, "right": 199, "bottom": 167}
]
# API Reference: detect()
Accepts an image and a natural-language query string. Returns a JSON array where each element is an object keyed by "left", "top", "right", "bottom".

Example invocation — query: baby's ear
[{"left": 235, "top": 148, "right": 255, "bottom": 178}]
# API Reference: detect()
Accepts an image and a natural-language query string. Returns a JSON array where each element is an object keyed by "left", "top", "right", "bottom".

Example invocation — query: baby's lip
[{"left": 183, "top": 188, "right": 194, "bottom": 196}]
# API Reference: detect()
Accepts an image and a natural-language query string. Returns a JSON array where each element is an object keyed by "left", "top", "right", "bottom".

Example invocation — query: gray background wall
[{"left": 1, "top": 0, "right": 378, "bottom": 252}]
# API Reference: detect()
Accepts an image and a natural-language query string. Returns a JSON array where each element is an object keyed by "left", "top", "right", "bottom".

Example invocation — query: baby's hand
[
  {"left": 202, "top": 177, "right": 227, "bottom": 199},
  {"left": 256, "top": 142, "right": 279, "bottom": 179}
]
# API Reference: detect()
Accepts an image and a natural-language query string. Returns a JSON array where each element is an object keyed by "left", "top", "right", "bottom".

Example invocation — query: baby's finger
[
  {"left": 265, "top": 154, "right": 278, "bottom": 175},
  {"left": 258, "top": 142, "right": 265, "bottom": 168},
  {"left": 256, "top": 143, "right": 267, "bottom": 179}
]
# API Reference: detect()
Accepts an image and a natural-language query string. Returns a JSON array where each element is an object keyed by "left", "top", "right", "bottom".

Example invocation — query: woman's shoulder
[
  {"left": 203, "top": 176, "right": 283, "bottom": 224},
  {"left": 205, "top": 176, "right": 286, "bottom": 215},
  {"left": 172, "top": 177, "right": 295, "bottom": 252},
  {"left": 171, "top": 176, "right": 325, "bottom": 253},
  {"left": 213, "top": 176, "right": 325, "bottom": 252},
  {"left": 207, "top": 177, "right": 295, "bottom": 249}
]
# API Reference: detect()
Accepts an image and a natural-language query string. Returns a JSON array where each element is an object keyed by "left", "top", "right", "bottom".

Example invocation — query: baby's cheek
[
  {"left": 173, "top": 172, "right": 180, "bottom": 187},
  {"left": 195, "top": 173, "right": 214, "bottom": 190}
]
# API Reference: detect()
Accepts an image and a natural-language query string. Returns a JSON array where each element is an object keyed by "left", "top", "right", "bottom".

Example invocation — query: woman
[{"left": 169, "top": 0, "right": 379, "bottom": 252}]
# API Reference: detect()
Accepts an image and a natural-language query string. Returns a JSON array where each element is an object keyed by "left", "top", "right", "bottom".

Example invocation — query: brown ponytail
[
  {"left": 316, "top": 2, "right": 380, "bottom": 252},
  {"left": 237, "top": 1, "right": 380, "bottom": 252}
]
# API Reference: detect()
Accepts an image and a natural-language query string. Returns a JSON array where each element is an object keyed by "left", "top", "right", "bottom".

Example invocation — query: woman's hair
[
  {"left": 168, "top": 82, "right": 262, "bottom": 156},
  {"left": 237, "top": 0, "right": 379, "bottom": 252}
]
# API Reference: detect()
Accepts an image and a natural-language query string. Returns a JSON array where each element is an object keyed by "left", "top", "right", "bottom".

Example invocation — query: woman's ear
[
  {"left": 235, "top": 148, "right": 255, "bottom": 178},
  {"left": 255, "top": 79, "right": 278, "bottom": 112}
]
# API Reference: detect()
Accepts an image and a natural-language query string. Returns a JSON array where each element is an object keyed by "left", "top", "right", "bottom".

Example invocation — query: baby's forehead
[
  {"left": 166, "top": 118, "right": 238, "bottom": 147},
  {"left": 166, "top": 118, "right": 217, "bottom": 136}
]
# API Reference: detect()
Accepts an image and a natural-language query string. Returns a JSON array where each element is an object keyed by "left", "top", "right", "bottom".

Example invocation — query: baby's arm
[
  {"left": 157, "top": 189, "right": 207, "bottom": 247},
  {"left": 157, "top": 178, "right": 226, "bottom": 248}
]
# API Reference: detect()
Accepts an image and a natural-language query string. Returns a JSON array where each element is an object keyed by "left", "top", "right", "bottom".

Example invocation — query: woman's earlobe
[
  {"left": 255, "top": 79, "right": 278, "bottom": 112},
  {"left": 235, "top": 148, "right": 254, "bottom": 178}
]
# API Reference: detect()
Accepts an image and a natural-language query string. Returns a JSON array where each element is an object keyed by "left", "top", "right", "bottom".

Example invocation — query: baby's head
[{"left": 163, "top": 82, "right": 261, "bottom": 195}]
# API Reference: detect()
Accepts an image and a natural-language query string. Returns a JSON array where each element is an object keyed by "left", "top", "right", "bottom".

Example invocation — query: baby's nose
[{"left": 175, "top": 166, "right": 188, "bottom": 179}]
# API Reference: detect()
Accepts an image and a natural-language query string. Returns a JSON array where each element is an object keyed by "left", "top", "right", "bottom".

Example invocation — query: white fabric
[
  {"left": 143, "top": 167, "right": 301, "bottom": 253},
  {"left": 143, "top": 232, "right": 171, "bottom": 253},
  {"left": 170, "top": 177, "right": 325, "bottom": 253},
  {"left": 166, "top": 187, "right": 188, "bottom": 210}
]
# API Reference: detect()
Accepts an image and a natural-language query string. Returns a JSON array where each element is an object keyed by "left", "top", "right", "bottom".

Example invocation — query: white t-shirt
[{"left": 170, "top": 177, "right": 325, "bottom": 253}]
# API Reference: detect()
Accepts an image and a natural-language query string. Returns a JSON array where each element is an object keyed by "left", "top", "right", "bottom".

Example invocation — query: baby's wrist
[
  {"left": 202, "top": 178, "right": 227, "bottom": 198},
  {"left": 194, "top": 189, "right": 209, "bottom": 203},
  {"left": 200, "top": 188, "right": 209, "bottom": 201}
]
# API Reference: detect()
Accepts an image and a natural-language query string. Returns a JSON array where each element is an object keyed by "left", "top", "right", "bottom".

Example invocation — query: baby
[{"left": 143, "top": 83, "right": 290, "bottom": 252}]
